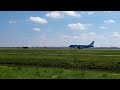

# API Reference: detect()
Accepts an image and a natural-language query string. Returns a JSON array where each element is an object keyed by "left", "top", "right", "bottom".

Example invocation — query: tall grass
[
  {"left": 0, "top": 65, "right": 120, "bottom": 79},
  {"left": 0, "top": 49, "right": 120, "bottom": 72}
]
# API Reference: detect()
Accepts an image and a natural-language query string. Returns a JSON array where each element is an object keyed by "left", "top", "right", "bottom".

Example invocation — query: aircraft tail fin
[{"left": 89, "top": 41, "right": 94, "bottom": 46}]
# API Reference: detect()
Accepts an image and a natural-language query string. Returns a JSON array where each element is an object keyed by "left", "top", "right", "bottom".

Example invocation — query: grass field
[
  {"left": 1, "top": 48, "right": 120, "bottom": 79},
  {"left": 1, "top": 65, "right": 120, "bottom": 79}
]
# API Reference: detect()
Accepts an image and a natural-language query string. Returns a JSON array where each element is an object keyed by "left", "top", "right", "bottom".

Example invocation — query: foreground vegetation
[
  {"left": 0, "top": 48, "right": 120, "bottom": 78},
  {"left": 1, "top": 65, "right": 120, "bottom": 79}
]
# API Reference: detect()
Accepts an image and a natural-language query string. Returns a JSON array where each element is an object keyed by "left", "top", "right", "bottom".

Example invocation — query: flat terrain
[
  {"left": 1, "top": 48, "right": 120, "bottom": 79},
  {"left": 1, "top": 65, "right": 120, "bottom": 79}
]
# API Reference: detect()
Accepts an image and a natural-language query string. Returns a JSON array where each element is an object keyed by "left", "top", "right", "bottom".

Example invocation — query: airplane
[{"left": 69, "top": 41, "right": 94, "bottom": 49}]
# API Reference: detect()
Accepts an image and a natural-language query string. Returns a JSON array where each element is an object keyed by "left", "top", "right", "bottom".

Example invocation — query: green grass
[
  {"left": 0, "top": 49, "right": 120, "bottom": 72},
  {"left": 0, "top": 48, "right": 120, "bottom": 78},
  {"left": 0, "top": 65, "right": 120, "bottom": 79}
]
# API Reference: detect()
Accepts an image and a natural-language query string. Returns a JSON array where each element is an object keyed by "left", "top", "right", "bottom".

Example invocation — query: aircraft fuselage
[{"left": 69, "top": 41, "right": 94, "bottom": 49}]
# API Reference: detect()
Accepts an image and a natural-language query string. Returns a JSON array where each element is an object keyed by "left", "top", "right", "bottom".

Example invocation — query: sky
[{"left": 1, "top": 11, "right": 120, "bottom": 47}]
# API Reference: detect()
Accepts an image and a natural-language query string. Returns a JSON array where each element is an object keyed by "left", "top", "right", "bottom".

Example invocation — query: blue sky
[{"left": 1, "top": 11, "right": 120, "bottom": 47}]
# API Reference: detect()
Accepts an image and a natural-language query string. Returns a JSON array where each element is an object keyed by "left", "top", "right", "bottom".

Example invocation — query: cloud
[
  {"left": 81, "top": 11, "right": 95, "bottom": 15},
  {"left": 104, "top": 19, "right": 116, "bottom": 24},
  {"left": 46, "top": 11, "right": 81, "bottom": 19},
  {"left": 61, "top": 32, "right": 96, "bottom": 40},
  {"left": 45, "top": 11, "right": 64, "bottom": 19},
  {"left": 63, "top": 11, "right": 81, "bottom": 17},
  {"left": 99, "top": 26, "right": 107, "bottom": 29},
  {"left": 78, "top": 32, "right": 96, "bottom": 40},
  {"left": 60, "top": 32, "right": 120, "bottom": 47},
  {"left": 26, "top": 32, "right": 120, "bottom": 47},
  {"left": 60, "top": 32, "right": 110, "bottom": 47},
  {"left": 88, "top": 11, "right": 95, "bottom": 15},
  {"left": 33, "top": 28, "right": 41, "bottom": 31},
  {"left": 68, "top": 23, "right": 92, "bottom": 31},
  {"left": 111, "top": 32, "right": 120, "bottom": 38},
  {"left": 9, "top": 20, "right": 16, "bottom": 24},
  {"left": 29, "top": 17, "right": 48, "bottom": 24},
  {"left": 89, "top": 32, "right": 96, "bottom": 36},
  {"left": 60, "top": 32, "right": 97, "bottom": 45}
]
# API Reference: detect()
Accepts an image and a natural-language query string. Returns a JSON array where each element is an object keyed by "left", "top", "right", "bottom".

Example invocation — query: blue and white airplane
[{"left": 69, "top": 41, "right": 94, "bottom": 49}]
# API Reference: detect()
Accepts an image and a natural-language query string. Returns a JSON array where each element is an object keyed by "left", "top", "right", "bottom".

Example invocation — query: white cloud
[
  {"left": 45, "top": 11, "right": 64, "bottom": 19},
  {"left": 111, "top": 32, "right": 120, "bottom": 38},
  {"left": 61, "top": 32, "right": 96, "bottom": 40},
  {"left": 89, "top": 32, "right": 96, "bottom": 36},
  {"left": 9, "top": 20, "right": 16, "bottom": 24},
  {"left": 63, "top": 11, "right": 81, "bottom": 17},
  {"left": 72, "top": 35, "right": 80, "bottom": 39},
  {"left": 60, "top": 32, "right": 120, "bottom": 47},
  {"left": 60, "top": 32, "right": 96, "bottom": 46},
  {"left": 88, "top": 11, "right": 95, "bottom": 15},
  {"left": 29, "top": 17, "right": 48, "bottom": 24},
  {"left": 104, "top": 19, "right": 116, "bottom": 24},
  {"left": 12, "top": 32, "right": 120, "bottom": 47},
  {"left": 99, "top": 26, "right": 107, "bottom": 29},
  {"left": 27, "top": 32, "right": 120, "bottom": 47},
  {"left": 46, "top": 11, "right": 81, "bottom": 19},
  {"left": 68, "top": 23, "right": 92, "bottom": 31},
  {"left": 78, "top": 32, "right": 96, "bottom": 41},
  {"left": 81, "top": 11, "right": 95, "bottom": 15},
  {"left": 61, "top": 35, "right": 71, "bottom": 38},
  {"left": 33, "top": 28, "right": 41, "bottom": 31}
]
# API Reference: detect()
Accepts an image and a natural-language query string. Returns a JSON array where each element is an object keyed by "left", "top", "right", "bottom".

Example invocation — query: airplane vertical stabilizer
[{"left": 89, "top": 41, "right": 94, "bottom": 46}]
